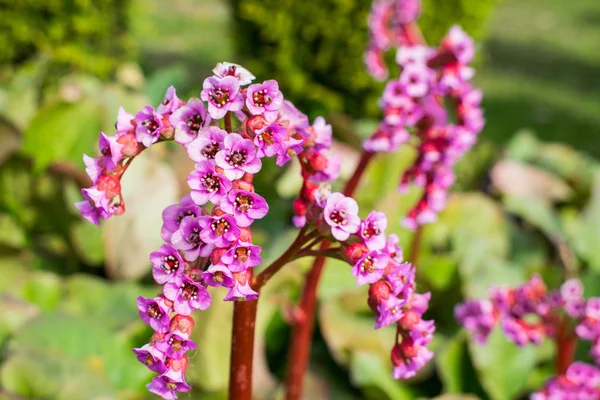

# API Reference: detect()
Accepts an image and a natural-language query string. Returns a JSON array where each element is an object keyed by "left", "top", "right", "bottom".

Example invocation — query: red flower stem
[
  {"left": 555, "top": 315, "right": 577, "bottom": 374},
  {"left": 229, "top": 293, "right": 258, "bottom": 400},
  {"left": 284, "top": 20, "right": 428, "bottom": 398},
  {"left": 284, "top": 151, "right": 374, "bottom": 400}
]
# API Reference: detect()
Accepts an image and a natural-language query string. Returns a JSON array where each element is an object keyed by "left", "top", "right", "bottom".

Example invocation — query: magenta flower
[
  {"left": 132, "top": 344, "right": 167, "bottom": 374},
  {"left": 384, "top": 234, "right": 404, "bottom": 264},
  {"left": 201, "top": 263, "right": 235, "bottom": 287},
  {"left": 359, "top": 211, "right": 388, "bottom": 251},
  {"left": 186, "top": 126, "right": 227, "bottom": 162},
  {"left": 75, "top": 187, "right": 108, "bottom": 225},
  {"left": 363, "top": 123, "right": 409, "bottom": 153},
  {"left": 375, "top": 296, "right": 405, "bottom": 329},
  {"left": 83, "top": 154, "right": 104, "bottom": 184},
  {"left": 399, "top": 64, "right": 432, "bottom": 98},
  {"left": 391, "top": 340, "right": 434, "bottom": 379},
  {"left": 147, "top": 375, "right": 191, "bottom": 400},
  {"left": 246, "top": 80, "right": 284, "bottom": 121},
  {"left": 115, "top": 106, "right": 135, "bottom": 136},
  {"left": 323, "top": 192, "right": 360, "bottom": 241},
  {"left": 170, "top": 216, "right": 214, "bottom": 261},
  {"left": 169, "top": 98, "right": 211, "bottom": 145},
  {"left": 224, "top": 271, "right": 259, "bottom": 301},
  {"left": 275, "top": 137, "right": 304, "bottom": 167},
  {"left": 200, "top": 214, "right": 241, "bottom": 248},
  {"left": 307, "top": 152, "right": 341, "bottom": 183},
  {"left": 364, "top": 46, "right": 388, "bottom": 81},
  {"left": 157, "top": 86, "right": 184, "bottom": 115},
  {"left": 409, "top": 319, "right": 435, "bottom": 345},
  {"left": 214, "top": 133, "right": 262, "bottom": 180},
  {"left": 395, "top": 0, "right": 421, "bottom": 24},
  {"left": 311, "top": 116, "right": 332, "bottom": 151},
  {"left": 396, "top": 45, "right": 432, "bottom": 66},
  {"left": 278, "top": 100, "right": 310, "bottom": 135},
  {"left": 155, "top": 333, "right": 197, "bottom": 359},
  {"left": 150, "top": 244, "right": 185, "bottom": 284},
  {"left": 187, "top": 160, "right": 232, "bottom": 206},
  {"left": 137, "top": 296, "right": 171, "bottom": 333},
  {"left": 200, "top": 75, "right": 244, "bottom": 119},
  {"left": 220, "top": 189, "right": 269, "bottom": 227},
  {"left": 98, "top": 132, "right": 124, "bottom": 171},
  {"left": 135, "top": 105, "right": 165, "bottom": 147},
  {"left": 254, "top": 123, "right": 286, "bottom": 158},
  {"left": 454, "top": 299, "right": 497, "bottom": 343},
  {"left": 164, "top": 275, "right": 211, "bottom": 315},
  {"left": 367, "top": 0, "right": 392, "bottom": 49},
  {"left": 213, "top": 62, "right": 255, "bottom": 85},
  {"left": 161, "top": 195, "right": 204, "bottom": 243},
  {"left": 352, "top": 250, "right": 390, "bottom": 285},
  {"left": 220, "top": 241, "right": 262, "bottom": 272},
  {"left": 443, "top": 25, "right": 475, "bottom": 65}
]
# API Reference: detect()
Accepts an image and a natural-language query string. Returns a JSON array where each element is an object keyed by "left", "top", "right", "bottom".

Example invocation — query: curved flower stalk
[
  {"left": 76, "top": 62, "right": 343, "bottom": 399},
  {"left": 365, "top": 0, "right": 484, "bottom": 230},
  {"left": 456, "top": 276, "right": 600, "bottom": 398},
  {"left": 285, "top": 1, "right": 484, "bottom": 398}
]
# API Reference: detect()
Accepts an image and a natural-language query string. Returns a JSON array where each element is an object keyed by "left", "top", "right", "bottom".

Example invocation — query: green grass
[{"left": 476, "top": 0, "right": 600, "bottom": 156}]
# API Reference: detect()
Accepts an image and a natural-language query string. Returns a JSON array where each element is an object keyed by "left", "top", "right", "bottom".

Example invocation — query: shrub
[{"left": 231, "top": 0, "right": 499, "bottom": 117}]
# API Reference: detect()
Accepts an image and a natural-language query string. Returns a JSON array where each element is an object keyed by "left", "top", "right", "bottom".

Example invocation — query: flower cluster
[
  {"left": 531, "top": 362, "right": 600, "bottom": 400},
  {"left": 299, "top": 187, "right": 435, "bottom": 379},
  {"left": 77, "top": 62, "right": 334, "bottom": 399},
  {"left": 364, "top": 0, "right": 484, "bottom": 230},
  {"left": 456, "top": 276, "right": 600, "bottom": 398}
]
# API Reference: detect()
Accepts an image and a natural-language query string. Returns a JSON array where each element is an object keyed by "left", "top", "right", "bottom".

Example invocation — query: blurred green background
[{"left": 1, "top": 0, "right": 600, "bottom": 399}]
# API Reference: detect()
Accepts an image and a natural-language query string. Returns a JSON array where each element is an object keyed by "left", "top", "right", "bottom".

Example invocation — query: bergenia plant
[{"left": 76, "top": 0, "right": 483, "bottom": 399}]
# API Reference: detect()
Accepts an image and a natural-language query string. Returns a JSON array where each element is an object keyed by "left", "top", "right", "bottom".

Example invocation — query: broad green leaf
[
  {"left": 71, "top": 219, "right": 104, "bottom": 265},
  {"left": 576, "top": 171, "right": 600, "bottom": 272},
  {"left": 8, "top": 313, "right": 152, "bottom": 392},
  {"left": 20, "top": 271, "right": 63, "bottom": 312},
  {"left": 0, "top": 116, "right": 20, "bottom": 166},
  {"left": 468, "top": 328, "right": 538, "bottom": 400},
  {"left": 0, "top": 295, "right": 39, "bottom": 345},
  {"left": 505, "top": 130, "right": 539, "bottom": 161},
  {"left": 22, "top": 100, "right": 103, "bottom": 171},
  {"left": 503, "top": 195, "right": 565, "bottom": 240},
  {"left": 419, "top": 253, "right": 458, "bottom": 291},
  {"left": 350, "top": 351, "right": 417, "bottom": 400},
  {"left": 436, "top": 333, "right": 467, "bottom": 393}
]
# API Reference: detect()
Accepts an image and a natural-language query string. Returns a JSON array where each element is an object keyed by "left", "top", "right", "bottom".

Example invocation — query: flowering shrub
[{"left": 74, "top": 0, "right": 488, "bottom": 398}]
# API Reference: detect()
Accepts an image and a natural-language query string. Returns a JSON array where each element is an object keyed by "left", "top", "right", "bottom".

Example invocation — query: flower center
[
  {"left": 202, "top": 141, "right": 221, "bottom": 159},
  {"left": 362, "top": 223, "right": 381, "bottom": 239},
  {"left": 177, "top": 210, "right": 196, "bottom": 225},
  {"left": 201, "top": 173, "right": 220, "bottom": 192},
  {"left": 147, "top": 304, "right": 162, "bottom": 319},
  {"left": 211, "top": 218, "right": 231, "bottom": 236},
  {"left": 186, "top": 227, "right": 201, "bottom": 245},
  {"left": 161, "top": 255, "right": 179, "bottom": 274},
  {"left": 286, "top": 148, "right": 297, "bottom": 157},
  {"left": 142, "top": 117, "right": 159, "bottom": 133},
  {"left": 213, "top": 271, "right": 224, "bottom": 283},
  {"left": 225, "top": 65, "right": 237, "bottom": 76},
  {"left": 226, "top": 151, "right": 247, "bottom": 167},
  {"left": 234, "top": 247, "right": 251, "bottom": 262},
  {"left": 166, "top": 382, "right": 178, "bottom": 390},
  {"left": 257, "top": 131, "right": 275, "bottom": 146},
  {"left": 235, "top": 194, "right": 253, "bottom": 213},
  {"left": 144, "top": 354, "right": 155, "bottom": 366},
  {"left": 252, "top": 88, "right": 272, "bottom": 107},
  {"left": 359, "top": 255, "right": 376, "bottom": 274},
  {"left": 181, "top": 282, "right": 198, "bottom": 301},
  {"left": 329, "top": 209, "right": 347, "bottom": 225},
  {"left": 168, "top": 336, "right": 183, "bottom": 351},
  {"left": 210, "top": 87, "right": 230, "bottom": 107},
  {"left": 185, "top": 113, "right": 204, "bottom": 134}
]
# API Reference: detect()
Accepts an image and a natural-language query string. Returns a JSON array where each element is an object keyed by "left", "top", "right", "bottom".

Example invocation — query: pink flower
[
  {"left": 135, "top": 105, "right": 165, "bottom": 147},
  {"left": 220, "top": 241, "right": 262, "bottom": 272},
  {"left": 155, "top": 333, "right": 197, "bottom": 359},
  {"left": 164, "top": 275, "right": 212, "bottom": 315},
  {"left": 157, "top": 86, "right": 184, "bottom": 115},
  {"left": 359, "top": 211, "right": 388, "bottom": 251},
  {"left": 186, "top": 126, "right": 227, "bottom": 162},
  {"left": 352, "top": 250, "right": 390, "bottom": 285},
  {"left": 137, "top": 296, "right": 171, "bottom": 333},
  {"left": 212, "top": 62, "right": 255, "bottom": 85},
  {"left": 170, "top": 98, "right": 211, "bottom": 145},
  {"left": 219, "top": 189, "right": 269, "bottom": 227},
  {"left": 132, "top": 344, "right": 167, "bottom": 374},
  {"left": 246, "top": 80, "right": 284, "bottom": 121},
  {"left": 201, "top": 263, "right": 235, "bottom": 287},
  {"left": 161, "top": 195, "right": 205, "bottom": 243},
  {"left": 150, "top": 244, "right": 185, "bottom": 284},
  {"left": 187, "top": 160, "right": 232, "bottom": 206},
  {"left": 323, "top": 192, "right": 360, "bottom": 241},
  {"left": 215, "top": 133, "right": 262, "bottom": 180},
  {"left": 200, "top": 75, "right": 244, "bottom": 119},
  {"left": 200, "top": 214, "right": 241, "bottom": 248}
]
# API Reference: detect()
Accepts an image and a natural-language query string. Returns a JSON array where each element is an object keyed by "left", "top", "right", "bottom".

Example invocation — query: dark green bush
[
  {"left": 0, "top": 0, "right": 133, "bottom": 77},
  {"left": 231, "top": 0, "right": 499, "bottom": 118}
]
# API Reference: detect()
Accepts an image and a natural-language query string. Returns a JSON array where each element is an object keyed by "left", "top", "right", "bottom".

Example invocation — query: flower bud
[
  {"left": 210, "top": 248, "right": 227, "bottom": 265},
  {"left": 97, "top": 174, "right": 121, "bottom": 199},
  {"left": 239, "top": 227, "right": 252, "bottom": 242},
  {"left": 233, "top": 180, "right": 254, "bottom": 192},
  {"left": 150, "top": 331, "right": 166, "bottom": 345},
  {"left": 186, "top": 267, "right": 203, "bottom": 282},
  {"left": 245, "top": 115, "right": 270, "bottom": 138},
  {"left": 308, "top": 153, "right": 328, "bottom": 172},
  {"left": 117, "top": 132, "right": 143, "bottom": 157},
  {"left": 167, "top": 354, "right": 189, "bottom": 374},
  {"left": 169, "top": 314, "right": 195, "bottom": 337},
  {"left": 399, "top": 310, "right": 420, "bottom": 331},
  {"left": 345, "top": 242, "right": 369, "bottom": 263}
]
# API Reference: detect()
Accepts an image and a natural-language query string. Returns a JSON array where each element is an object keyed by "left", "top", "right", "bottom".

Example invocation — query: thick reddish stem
[
  {"left": 285, "top": 152, "right": 374, "bottom": 400},
  {"left": 229, "top": 295, "right": 258, "bottom": 400},
  {"left": 555, "top": 315, "right": 577, "bottom": 375},
  {"left": 407, "top": 225, "right": 423, "bottom": 267}
]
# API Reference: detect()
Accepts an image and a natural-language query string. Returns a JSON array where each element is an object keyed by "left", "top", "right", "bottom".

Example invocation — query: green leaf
[
  {"left": 7, "top": 313, "right": 152, "bottom": 393},
  {"left": 22, "top": 100, "right": 103, "bottom": 171},
  {"left": 186, "top": 287, "right": 233, "bottom": 391},
  {"left": 436, "top": 333, "right": 467, "bottom": 393},
  {"left": 70, "top": 219, "right": 104, "bottom": 265},
  {"left": 576, "top": 171, "right": 600, "bottom": 272},
  {"left": 503, "top": 195, "right": 563, "bottom": 239},
  {"left": 20, "top": 271, "right": 63, "bottom": 312},
  {"left": 468, "top": 328, "right": 538, "bottom": 400},
  {"left": 350, "top": 351, "right": 417, "bottom": 400}
]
